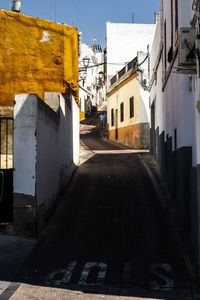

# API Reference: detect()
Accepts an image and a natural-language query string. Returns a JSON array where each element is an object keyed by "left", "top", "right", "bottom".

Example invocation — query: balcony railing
[
  {"left": 118, "top": 67, "right": 126, "bottom": 78},
  {"left": 127, "top": 57, "right": 137, "bottom": 71},
  {"left": 110, "top": 75, "right": 117, "bottom": 85},
  {"left": 110, "top": 57, "right": 137, "bottom": 87}
]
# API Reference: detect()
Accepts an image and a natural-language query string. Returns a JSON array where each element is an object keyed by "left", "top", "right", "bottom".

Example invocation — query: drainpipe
[{"left": 12, "top": 0, "right": 21, "bottom": 13}]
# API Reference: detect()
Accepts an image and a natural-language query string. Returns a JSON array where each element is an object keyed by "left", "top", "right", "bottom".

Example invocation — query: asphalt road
[{"left": 14, "top": 114, "right": 193, "bottom": 299}]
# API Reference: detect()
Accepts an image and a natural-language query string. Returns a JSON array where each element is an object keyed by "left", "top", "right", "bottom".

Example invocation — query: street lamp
[
  {"left": 78, "top": 56, "right": 90, "bottom": 83},
  {"left": 83, "top": 56, "right": 90, "bottom": 69}
]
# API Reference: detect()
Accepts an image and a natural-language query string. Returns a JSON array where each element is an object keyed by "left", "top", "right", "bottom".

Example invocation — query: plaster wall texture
[
  {"left": 79, "top": 87, "right": 87, "bottom": 119},
  {"left": 150, "top": 62, "right": 163, "bottom": 134},
  {"left": 194, "top": 76, "right": 200, "bottom": 165},
  {"left": 13, "top": 95, "right": 37, "bottom": 196},
  {"left": 149, "top": 16, "right": 161, "bottom": 79},
  {"left": 106, "top": 22, "right": 156, "bottom": 79},
  {"left": 13, "top": 93, "right": 79, "bottom": 234},
  {"left": 0, "top": 10, "right": 79, "bottom": 108},
  {"left": 107, "top": 73, "right": 149, "bottom": 149},
  {"left": 149, "top": 16, "right": 164, "bottom": 135},
  {"left": 72, "top": 95, "right": 80, "bottom": 165},
  {"left": 161, "top": 0, "right": 195, "bottom": 151},
  {"left": 139, "top": 87, "right": 150, "bottom": 124},
  {"left": 178, "top": 0, "right": 193, "bottom": 27},
  {"left": 149, "top": 0, "right": 200, "bottom": 274},
  {"left": 150, "top": 2, "right": 196, "bottom": 153},
  {"left": 37, "top": 93, "right": 74, "bottom": 212},
  {"left": 108, "top": 74, "right": 140, "bottom": 130}
]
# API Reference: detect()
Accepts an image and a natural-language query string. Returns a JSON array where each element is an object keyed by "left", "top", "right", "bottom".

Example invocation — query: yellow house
[
  {"left": 0, "top": 9, "right": 79, "bottom": 115},
  {"left": 107, "top": 57, "right": 150, "bottom": 149}
]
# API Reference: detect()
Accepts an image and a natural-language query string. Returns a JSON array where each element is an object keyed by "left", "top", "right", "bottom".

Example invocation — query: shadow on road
[{"left": 0, "top": 114, "right": 194, "bottom": 300}]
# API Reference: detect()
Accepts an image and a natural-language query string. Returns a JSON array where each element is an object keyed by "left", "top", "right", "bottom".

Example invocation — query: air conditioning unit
[{"left": 179, "top": 27, "right": 196, "bottom": 66}]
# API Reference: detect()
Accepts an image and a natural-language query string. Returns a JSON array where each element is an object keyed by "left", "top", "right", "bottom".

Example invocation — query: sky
[{"left": 1, "top": 0, "right": 160, "bottom": 47}]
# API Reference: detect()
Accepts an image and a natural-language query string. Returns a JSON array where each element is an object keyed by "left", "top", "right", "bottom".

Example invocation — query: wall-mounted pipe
[{"left": 12, "top": 0, "right": 21, "bottom": 13}]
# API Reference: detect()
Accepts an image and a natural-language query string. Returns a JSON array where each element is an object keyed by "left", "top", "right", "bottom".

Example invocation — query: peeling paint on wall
[{"left": 40, "top": 31, "right": 52, "bottom": 43}]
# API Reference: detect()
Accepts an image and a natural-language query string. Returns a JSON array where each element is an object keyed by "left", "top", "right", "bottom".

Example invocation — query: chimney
[{"left": 12, "top": 0, "right": 21, "bottom": 13}]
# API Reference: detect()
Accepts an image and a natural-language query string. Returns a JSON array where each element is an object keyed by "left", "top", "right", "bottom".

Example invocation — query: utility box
[{"left": 179, "top": 27, "right": 196, "bottom": 65}]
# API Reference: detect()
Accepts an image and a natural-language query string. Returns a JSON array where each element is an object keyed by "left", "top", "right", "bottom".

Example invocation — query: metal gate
[{"left": 0, "top": 117, "right": 14, "bottom": 222}]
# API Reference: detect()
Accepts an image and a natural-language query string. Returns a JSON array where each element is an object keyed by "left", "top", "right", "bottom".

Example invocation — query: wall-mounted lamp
[
  {"left": 78, "top": 56, "right": 90, "bottom": 84},
  {"left": 83, "top": 56, "right": 90, "bottom": 69}
]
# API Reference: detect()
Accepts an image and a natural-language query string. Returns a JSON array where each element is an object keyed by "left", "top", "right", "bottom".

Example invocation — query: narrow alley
[{"left": 4, "top": 112, "right": 194, "bottom": 300}]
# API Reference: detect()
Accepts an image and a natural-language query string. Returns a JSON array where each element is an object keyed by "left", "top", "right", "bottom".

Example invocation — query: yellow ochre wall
[
  {"left": 107, "top": 73, "right": 142, "bottom": 148},
  {"left": 0, "top": 10, "right": 79, "bottom": 107},
  {"left": 80, "top": 110, "right": 85, "bottom": 121}
]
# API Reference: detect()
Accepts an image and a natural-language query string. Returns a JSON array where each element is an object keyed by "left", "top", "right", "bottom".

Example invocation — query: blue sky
[{"left": 1, "top": 0, "right": 160, "bottom": 47}]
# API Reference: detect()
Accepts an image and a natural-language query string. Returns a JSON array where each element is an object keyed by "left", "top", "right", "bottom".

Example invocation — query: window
[
  {"left": 130, "top": 97, "right": 134, "bottom": 118},
  {"left": 111, "top": 108, "right": 114, "bottom": 126},
  {"left": 120, "top": 102, "right": 124, "bottom": 122}
]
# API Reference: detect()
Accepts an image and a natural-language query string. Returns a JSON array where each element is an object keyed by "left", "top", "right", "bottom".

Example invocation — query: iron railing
[
  {"left": 110, "top": 75, "right": 117, "bottom": 86},
  {"left": 118, "top": 67, "right": 126, "bottom": 78},
  {"left": 110, "top": 57, "right": 137, "bottom": 87},
  {"left": 0, "top": 118, "right": 13, "bottom": 169},
  {"left": 127, "top": 57, "right": 137, "bottom": 71}
]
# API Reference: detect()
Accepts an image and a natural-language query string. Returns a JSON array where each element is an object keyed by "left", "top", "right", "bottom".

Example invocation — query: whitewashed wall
[
  {"left": 14, "top": 94, "right": 37, "bottom": 197},
  {"left": 14, "top": 93, "right": 80, "bottom": 235},
  {"left": 150, "top": 15, "right": 164, "bottom": 134},
  {"left": 150, "top": 0, "right": 200, "bottom": 275},
  {"left": 72, "top": 95, "right": 80, "bottom": 165},
  {"left": 106, "top": 22, "right": 156, "bottom": 79},
  {"left": 161, "top": 0, "right": 195, "bottom": 152}
]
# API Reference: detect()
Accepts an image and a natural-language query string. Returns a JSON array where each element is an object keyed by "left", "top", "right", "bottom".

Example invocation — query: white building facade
[
  {"left": 79, "top": 43, "right": 104, "bottom": 120},
  {"left": 149, "top": 0, "right": 200, "bottom": 272},
  {"left": 106, "top": 22, "right": 156, "bottom": 149},
  {"left": 106, "top": 22, "right": 156, "bottom": 83}
]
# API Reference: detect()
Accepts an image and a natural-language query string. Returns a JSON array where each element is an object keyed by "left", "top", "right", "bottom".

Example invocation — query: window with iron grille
[
  {"left": 120, "top": 102, "right": 124, "bottom": 122},
  {"left": 111, "top": 108, "right": 114, "bottom": 126},
  {"left": 111, "top": 75, "right": 117, "bottom": 86},
  {"left": 130, "top": 96, "right": 134, "bottom": 118}
]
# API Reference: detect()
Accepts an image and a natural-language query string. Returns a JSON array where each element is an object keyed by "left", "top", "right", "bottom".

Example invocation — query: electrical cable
[
  {"left": 79, "top": 54, "right": 148, "bottom": 70},
  {"left": 79, "top": 61, "right": 130, "bottom": 67},
  {"left": 137, "top": 54, "right": 148, "bottom": 66}
]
